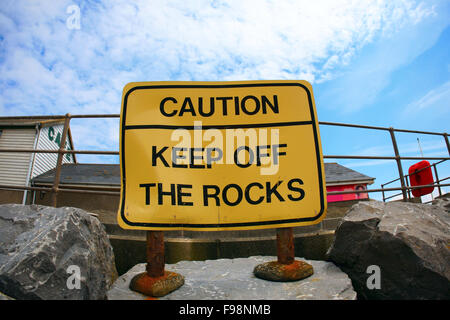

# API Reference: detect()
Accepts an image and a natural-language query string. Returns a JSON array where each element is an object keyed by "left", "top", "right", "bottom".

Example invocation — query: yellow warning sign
[{"left": 118, "top": 80, "right": 327, "bottom": 231}]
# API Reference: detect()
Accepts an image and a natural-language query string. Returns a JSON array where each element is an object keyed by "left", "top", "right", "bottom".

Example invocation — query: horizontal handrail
[
  {"left": 0, "top": 114, "right": 120, "bottom": 120},
  {"left": 0, "top": 114, "right": 448, "bottom": 135},
  {"left": 0, "top": 148, "right": 448, "bottom": 161},
  {"left": 0, "top": 115, "right": 448, "bottom": 204},
  {"left": 324, "top": 155, "right": 449, "bottom": 160},
  {"left": 0, "top": 184, "right": 120, "bottom": 196},
  {"left": 3, "top": 182, "right": 448, "bottom": 197},
  {"left": 327, "top": 183, "right": 450, "bottom": 195},
  {"left": 382, "top": 159, "right": 447, "bottom": 187},
  {"left": 0, "top": 149, "right": 119, "bottom": 155},
  {"left": 319, "top": 121, "right": 448, "bottom": 136}
]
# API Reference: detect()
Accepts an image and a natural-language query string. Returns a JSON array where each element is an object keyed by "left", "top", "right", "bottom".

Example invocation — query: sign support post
[
  {"left": 253, "top": 227, "right": 314, "bottom": 281},
  {"left": 277, "top": 227, "right": 295, "bottom": 264},
  {"left": 129, "top": 231, "right": 184, "bottom": 297}
]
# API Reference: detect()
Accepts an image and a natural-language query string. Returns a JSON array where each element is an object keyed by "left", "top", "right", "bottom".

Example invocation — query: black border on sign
[{"left": 119, "top": 83, "right": 325, "bottom": 229}]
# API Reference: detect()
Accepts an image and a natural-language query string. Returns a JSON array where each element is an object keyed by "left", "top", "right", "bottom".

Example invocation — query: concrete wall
[
  {"left": 32, "top": 189, "right": 363, "bottom": 230},
  {"left": 0, "top": 190, "right": 24, "bottom": 204},
  {"left": 109, "top": 231, "right": 335, "bottom": 276},
  {"left": 33, "top": 189, "right": 119, "bottom": 214},
  {"left": 30, "top": 188, "right": 366, "bottom": 275}
]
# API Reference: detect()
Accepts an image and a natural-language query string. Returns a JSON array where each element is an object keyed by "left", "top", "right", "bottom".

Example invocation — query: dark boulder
[
  {"left": 0, "top": 204, "right": 117, "bottom": 300},
  {"left": 327, "top": 200, "right": 450, "bottom": 300}
]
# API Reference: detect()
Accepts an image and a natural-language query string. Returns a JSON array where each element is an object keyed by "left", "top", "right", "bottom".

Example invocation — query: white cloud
[
  {"left": 343, "top": 159, "right": 392, "bottom": 169},
  {"left": 405, "top": 81, "right": 450, "bottom": 112},
  {"left": 0, "top": 0, "right": 441, "bottom": 160},
  {"left": 316, "top": 0, "right": 447, "bottom": 113},
  {"left": 1, "top": 1, "right": 434, "bottom": 97}
]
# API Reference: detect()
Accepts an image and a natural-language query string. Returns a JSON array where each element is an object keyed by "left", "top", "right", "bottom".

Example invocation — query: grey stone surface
[
  {"left": 431, "top": 195, "right": 450, "bottom": 213},
  {"left": 107, "top": 256, "right": 356, "bottom": 300},
  {"left": 0, "top": 204, "right": 118, "bottom": 300},
  {"left": 327, "top": 200, "right": 450, "bottom": 300},
  {"left": 0, "top": 291, "right": 14, "bottom": 300}
]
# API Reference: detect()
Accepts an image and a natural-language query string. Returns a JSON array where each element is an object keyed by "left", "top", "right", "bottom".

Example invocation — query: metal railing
[
  {"left": 0, "top": 113, "right": 448, "bottom": 206},
  {"left": 381, "top": 159, "right": 448, "bottom": 202},
  {"left": 319, "top": 121, "right": 450, "bottom": 201}
]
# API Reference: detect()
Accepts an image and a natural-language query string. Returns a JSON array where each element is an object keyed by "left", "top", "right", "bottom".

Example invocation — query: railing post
[
  {"left": 404, "top": 175, "right": 411, "bottom": 199},
  {"left": 389, "top": 127, "right": 407, "bottom": 201},
  {"left": 50, "top": 113, "right": 71, "bottom": 207},
  {"left": 444, "top": 133, "right": 450, "bottom": 156},
  {"left": 381, "top": 184, "right": 386, "bottom": 202},
  {"left": 432, "top": 163, "right": 442, "bottom": 197}
]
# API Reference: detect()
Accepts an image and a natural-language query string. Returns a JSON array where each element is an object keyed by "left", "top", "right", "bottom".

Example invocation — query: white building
[{"left": 0, "top": 118, "right": 75, "bottom": 204}]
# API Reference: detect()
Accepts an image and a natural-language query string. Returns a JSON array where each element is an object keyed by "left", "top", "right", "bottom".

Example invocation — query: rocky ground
[{"left": 107, "top": 256, "right": 356, "bottom": 300}]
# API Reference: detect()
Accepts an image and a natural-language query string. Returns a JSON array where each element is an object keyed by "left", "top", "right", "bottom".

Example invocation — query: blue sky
[{"left": 0, "top": 0, "right": 449, "bottom": 201}]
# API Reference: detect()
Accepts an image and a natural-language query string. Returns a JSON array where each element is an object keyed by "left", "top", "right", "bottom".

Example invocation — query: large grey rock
[
  {"left": 0, "top": 291, "right": 14, "bottom": 300},
  {"left": 431, "top": 196, "right": 450, "bottom": 213},
  {"left": 107, "top": 256, "right": 356, "bottom": 300},
  {"left": 327, "top": 200, "right": 450, "bottom": 300},
  {"left": 0, "top": 204, "right": 118, "bottom": 300}
]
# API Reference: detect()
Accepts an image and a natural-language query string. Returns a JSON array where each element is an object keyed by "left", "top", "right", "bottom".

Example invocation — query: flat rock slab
[{"left": 107, "top": 256, "right": 356, "bottom": 300}]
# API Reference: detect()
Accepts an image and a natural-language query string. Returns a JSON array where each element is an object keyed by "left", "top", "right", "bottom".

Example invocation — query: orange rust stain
[
  {"left": 279, "top": 261, "right": 312, "bottom": 279},
  {"left": 282, "top": 261, "right": 302, "bottom": 271},
  {"left": 145, "top": 296, "right": 158, "bottom": 300},
  {"left": 282, "top": 262, "right": 298, "bottom": 278},
  {"left": 133, "top": 271, "right": 173, "bottom": 290},
  {"left": 130, "top": 271, "right": 179, "bottom": 296}
]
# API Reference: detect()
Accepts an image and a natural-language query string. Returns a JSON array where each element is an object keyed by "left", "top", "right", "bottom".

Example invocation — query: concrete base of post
[
  {"left": 253, "top": 227, "right": 314, "bottom": 282},
  {"left": 128, "top": 230, "right": 184, "bottom": 297},
  {"left": 253, "top": 260, "right": 314, "bottom": 282},
  {"left": 129, "top": 271, "right": 184, "bottom": 297}
]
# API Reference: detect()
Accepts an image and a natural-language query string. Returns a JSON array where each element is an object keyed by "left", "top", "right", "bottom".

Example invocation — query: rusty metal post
[
  {"left": 277, "top": 227, "right": 295, "bottom": 265},
  {"left": 405, "top": 175, "right": 411, "bottom": 200},
  {"left": 432, "top": 163, "right": 442, "bottom": 197},
  {"left": 389, "top": 128, "right": 408, "bottom": 201},
  {"left": 381, "top": 184, "right": 386, "bottom": 202},
  {"left": 444, "top": 133, "right": 450, "bottom": 156},
  {"left": 145, "top": 231, "right": 165, "bottom": 277},
  {"left": 50, "top": 113, "right": 71, "bottom": 207},
  {"left": 253, "top": 227, "right": 313, "bottom": 282},
  {"left": 129, "top": 231, "right": 184, "bottom": 297}
]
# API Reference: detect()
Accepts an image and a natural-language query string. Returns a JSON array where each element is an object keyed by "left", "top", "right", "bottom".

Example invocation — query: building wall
[
  {"left": 0, "top": 124, "right": 76, "bottom": 204},
  {"left": 31, "top": 124, "right": 74, "bottom": 179},
  {"left": 34, "top": 189, "right": 120, "bottom": 214},
  {"left": 326, "top": 183, "right": 369, "bottom": 202},
  {"left": 0, "top": 190, "right": 25, "bottom": 204},
  {"left": 0, "top": 128, "right": 36, "bottom": 187}
]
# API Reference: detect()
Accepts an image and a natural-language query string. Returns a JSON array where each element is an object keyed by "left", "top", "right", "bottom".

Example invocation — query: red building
[{"left": 324, "top": 163, "right": 375, "bottom": 203}]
